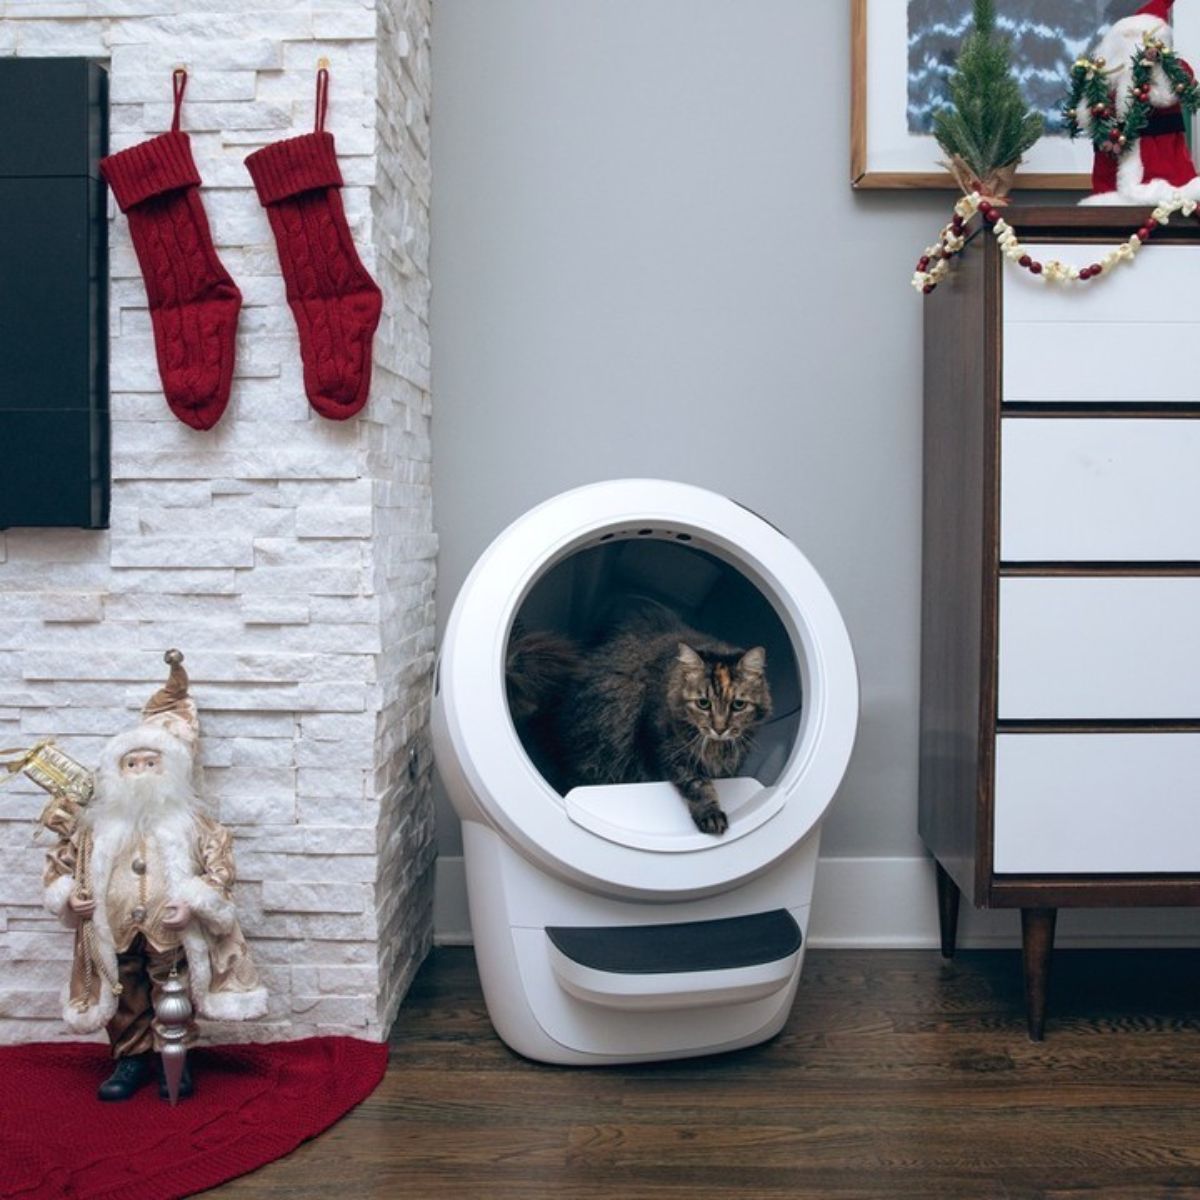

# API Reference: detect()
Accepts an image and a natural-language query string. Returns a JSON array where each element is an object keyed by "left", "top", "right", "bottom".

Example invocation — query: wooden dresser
[{"left": 919, "top": 207, "right": 1200, "bottom": 1040}]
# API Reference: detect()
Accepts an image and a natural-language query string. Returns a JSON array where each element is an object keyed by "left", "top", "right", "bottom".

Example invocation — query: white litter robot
[{"left": 432, "top": 479, "right": 858, "bottom": 1064}]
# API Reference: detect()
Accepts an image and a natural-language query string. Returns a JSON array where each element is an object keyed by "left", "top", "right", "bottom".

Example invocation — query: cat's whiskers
[{"left": 680, "top": 732, "right": 709, "bottom": 769}]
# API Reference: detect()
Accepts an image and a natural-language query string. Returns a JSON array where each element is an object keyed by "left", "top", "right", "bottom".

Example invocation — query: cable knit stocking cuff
[
  {"left": 245, "top": 131, "right": 344, "bottom": 206},
  {"left": 100, "top": 131, "right": 202, "bottom": 212}
]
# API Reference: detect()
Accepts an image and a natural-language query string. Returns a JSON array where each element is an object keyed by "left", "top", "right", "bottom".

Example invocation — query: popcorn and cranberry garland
[{"left": 912, "top": 192, "right": 1199, "bottom": 295}]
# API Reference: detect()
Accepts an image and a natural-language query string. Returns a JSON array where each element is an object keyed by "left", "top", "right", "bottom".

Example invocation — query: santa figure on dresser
[
  {"left": 1078, "top": 0, "right": 1200, "bottom": 204},
  {"left": 42, "top": 651, "right": 267, "bottom": 1101}
]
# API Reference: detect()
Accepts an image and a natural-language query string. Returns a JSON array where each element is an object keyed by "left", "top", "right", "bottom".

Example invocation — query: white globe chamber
[{"left": 432, "top": 479, "right": 858, "bottom": 1064}]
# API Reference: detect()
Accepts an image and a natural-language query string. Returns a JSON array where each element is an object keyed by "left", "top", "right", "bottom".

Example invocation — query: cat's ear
[
  {"left": 738, "top": 646, "right": 766, "bottom": 676},
  {"left": 677, "top": 643, "right": 704, "bottom": 669}
]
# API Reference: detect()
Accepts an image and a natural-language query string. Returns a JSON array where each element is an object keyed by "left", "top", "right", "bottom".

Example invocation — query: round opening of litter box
[
  {"left": 434, "top": 480, "right": 858, "bottom": 895},
  {"left": 505, "top": 534, "right": 805, "bottom": 850}
]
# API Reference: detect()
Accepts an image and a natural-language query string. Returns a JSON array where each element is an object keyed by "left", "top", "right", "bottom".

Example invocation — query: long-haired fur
[{"left": 513, "top": 609, "right": 772, "bottom": 834}]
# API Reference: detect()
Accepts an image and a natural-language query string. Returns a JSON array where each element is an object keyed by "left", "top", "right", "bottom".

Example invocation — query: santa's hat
[
  {"left": 99, "top": 649, "right": 199, "bottom": 775},
  {"left": 1095, "top": 0, "right": 1175, "bottom": 63},
  {"left": 1134, "top": 0, "right": 1174, "bottom": 21},
  {"left": 1112, "top": 0, "right": 1174, "bottom": 31}
]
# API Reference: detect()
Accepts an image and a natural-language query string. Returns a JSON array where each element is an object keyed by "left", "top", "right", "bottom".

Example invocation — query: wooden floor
[{"left": 213, "top": 946, "right": 1200, "bottom": 1200}]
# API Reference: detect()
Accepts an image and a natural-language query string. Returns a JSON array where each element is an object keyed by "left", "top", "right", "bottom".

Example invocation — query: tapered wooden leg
[
  {"left": 935, "top": 862, "right": 960, "bottom": 960},
  {"left": 1021, "top": 907, "right": 1057, "bottom": 1042}
]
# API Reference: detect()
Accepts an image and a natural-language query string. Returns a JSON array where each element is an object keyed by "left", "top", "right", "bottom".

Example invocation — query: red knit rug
[{"left": 0, "top": 1037, "right": 389, "bottom": 1200}]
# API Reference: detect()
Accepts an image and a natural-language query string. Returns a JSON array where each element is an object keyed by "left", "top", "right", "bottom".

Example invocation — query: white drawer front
[
  {"left": 998, "top": 577, "right": 1200, "bottom": 719},
  {"left": 1001, "top": 419, "right": 1200, "bottom": 562},
  {"left": 1005, "top": 324, "right": 1200, "bottom": 404},
  {"left": 995, "top": 733, "right": 1200, "bottom": 874},
  {"left": 1004, "top": 243, "right": 1200, "bottom": 405}
]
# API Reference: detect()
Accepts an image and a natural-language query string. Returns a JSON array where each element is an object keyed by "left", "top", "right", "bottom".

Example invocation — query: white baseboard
[{"left": 434, "top": 854, "right": 1200, "bottom": 949}]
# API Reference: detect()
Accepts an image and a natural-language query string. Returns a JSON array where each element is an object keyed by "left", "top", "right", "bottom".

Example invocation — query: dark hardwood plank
[
  {"left": 917, "top": 222, "right": 995, "bottom": 908},
  {"left": 1003, "top": 205, "right": 1200, "bottom": 239},
  {"left": 997, "top": 720, "right": 1200, "bottom": 732},
  {"left": 1000, "top": 564, "right": 1200, "bottom": 577},
  {"left": 1003, "top": 405, "right": 1200, "bottom": 418},
  {"left": 990, "top": 877, "right": 1200, "bottom": 908},
  {"left": 209, "top": 947, "right": 1200, "bottom": 1200}
]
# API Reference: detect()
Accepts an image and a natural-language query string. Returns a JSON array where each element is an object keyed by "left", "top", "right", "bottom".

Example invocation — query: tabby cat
[{"left": 507, "top": 610, "right": 772, "bottom": 835}]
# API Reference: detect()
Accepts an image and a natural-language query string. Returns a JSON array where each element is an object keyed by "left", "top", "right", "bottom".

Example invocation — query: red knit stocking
[
  {"left": 100, "top": 70, "right": 242, "bottom": 431},
  {"left": 244, "top": 68, "right": 383, "bottom": 420}
]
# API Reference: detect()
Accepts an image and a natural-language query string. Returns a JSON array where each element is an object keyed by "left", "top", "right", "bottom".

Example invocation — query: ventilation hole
[
  {"left": 599, "top": 533, "right": 615, "bottom": 542},
  {"left": 637, "top": 528, "right": 653, "bottom": 536},
  {"left": 675, "top": 533, "right": 692, "bottom": 542}
]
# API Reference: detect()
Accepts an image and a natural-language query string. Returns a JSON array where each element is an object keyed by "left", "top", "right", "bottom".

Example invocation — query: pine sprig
[
  {"left": 1065, "top": 35, "right": 1200, "bottom": 158},
  {"left": 932, "top": 0, "right": 1044, "bottom": 182},
  {"left": 1162, "top": 49, "right": 1200, "bottom": 111},
  {"left": 1063, "top": 62, "right": 1111, "bottom": 139}
]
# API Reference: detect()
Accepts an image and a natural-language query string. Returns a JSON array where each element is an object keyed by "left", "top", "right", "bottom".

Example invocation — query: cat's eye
[
  {"left": 694, "top": 698, "right": 711, "bottom": 710},
  {"left": 732, "top": 699, "right": 748, "bottom": 711}
]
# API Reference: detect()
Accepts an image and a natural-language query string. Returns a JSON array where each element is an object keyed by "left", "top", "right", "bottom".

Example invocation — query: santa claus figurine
[
  {"left": 1073, "top": 0, "right": 1200, "bottom": 204},
  {"left": 42, "top": 651, "right": 267, "bottom": 1101}
]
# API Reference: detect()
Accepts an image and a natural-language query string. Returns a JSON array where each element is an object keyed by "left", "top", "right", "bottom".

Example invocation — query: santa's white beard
[
  {"left": 1096, "top": 19, "right": 1170, "bottom": 67},
  {"left": 1095, "top": 21, "right": 1174, "bottom": 114},
  {"left": 85, "top": 758, "right": 198, "bottom": 837}
]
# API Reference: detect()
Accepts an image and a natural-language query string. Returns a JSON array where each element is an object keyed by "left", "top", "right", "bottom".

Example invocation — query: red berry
[
  {"left": 1091, "top": 263, "right": 1102, "bottom": 275},
  {"left": 1147, "top": 219, "right": 1159, "bottom": 230},
  {"left": 1110, "top": 129, "right": 1122, "bottom": 141},
  {"left": 1137, "top": 226, "right": 1152, "bottom": 240},
  {"left": 923, "top": 284, "right": 935, "bottom": 295},
  {"left": 918, "top": 257, "right": 930, "bottom": 271},
  {"left": 1030, "top": 262, "right": 1044, "bottom": 275},
  {"left": 1080, "top": 267, "right": 1092, "bottom": 279},
  {"left": 984, "top": 211, "right": 1000, "bottom": 225},
  {"left": 1019, "top": 254, "right": 1032, "bottom": 267}
]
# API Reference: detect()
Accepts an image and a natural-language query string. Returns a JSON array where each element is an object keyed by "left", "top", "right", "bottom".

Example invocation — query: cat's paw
[{"left": 693, "top": 806, "right": 729, "bottom": 836}]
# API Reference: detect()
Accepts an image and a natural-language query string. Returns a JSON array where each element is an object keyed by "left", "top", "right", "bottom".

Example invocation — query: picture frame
[{"left": 850, "top": 0, "right": 1200, "bottom": 190}]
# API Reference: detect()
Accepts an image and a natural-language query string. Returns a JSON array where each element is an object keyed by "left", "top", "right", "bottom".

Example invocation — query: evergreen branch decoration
[
  {"left": 1065, "top": 35, "right": 1200, "bottom": 160},
  {"left": 931, "top": 0, "right": 1044, "bottom": 194}
]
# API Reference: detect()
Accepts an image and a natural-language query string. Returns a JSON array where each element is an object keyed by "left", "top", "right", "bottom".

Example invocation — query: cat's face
[{"left": 671, "top": 643, "right": 772, "bottom": 743}]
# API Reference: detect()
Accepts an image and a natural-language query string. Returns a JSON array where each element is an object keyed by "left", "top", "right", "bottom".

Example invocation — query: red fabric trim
[
  {"left": 1092, "top": 149, "right": 1119, "bottom": 195},
  {"left": 0, "top": 1037, "right": 388, "bottom": 1200},
  {"left": 244, "top": 132, "right": 343, "bottom": 206},
  {"left": 1091, "top": 123, "right": 1200, "bottom": 196},
  {"left": 1139, "top": 128, "right": 1200, "bottom": 186},
  {"left": 100, "top": 132, "right": 201, "bottom": 213}
]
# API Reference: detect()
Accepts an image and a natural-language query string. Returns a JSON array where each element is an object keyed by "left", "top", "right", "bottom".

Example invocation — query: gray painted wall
[{"left": 429, "top": 0, "right": 949, "bottom": 864}]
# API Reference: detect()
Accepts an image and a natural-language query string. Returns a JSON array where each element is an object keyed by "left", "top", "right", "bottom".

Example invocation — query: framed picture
[{"left": 851, "top": 0, "right": 1200, "bottom": 189}]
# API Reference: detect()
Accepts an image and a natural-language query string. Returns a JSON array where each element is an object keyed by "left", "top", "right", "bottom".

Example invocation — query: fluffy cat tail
[{"left": 505, "top": 631, "right": 581, "bottom": 720}]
